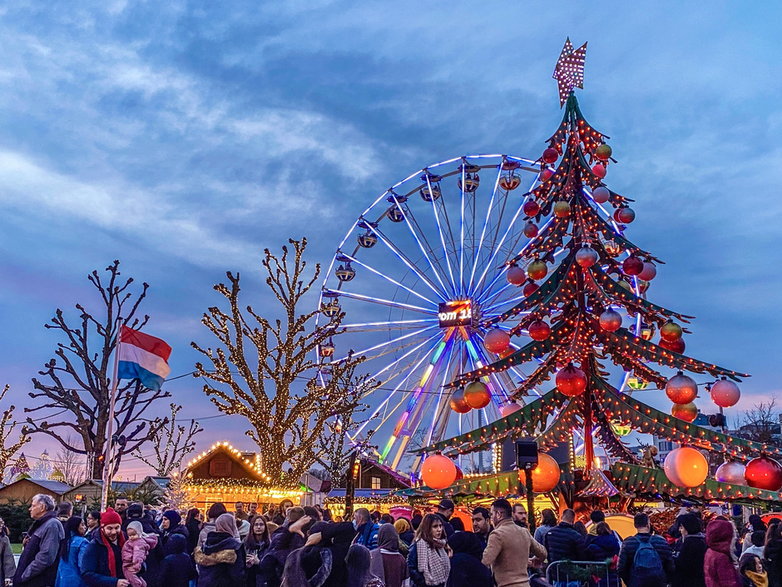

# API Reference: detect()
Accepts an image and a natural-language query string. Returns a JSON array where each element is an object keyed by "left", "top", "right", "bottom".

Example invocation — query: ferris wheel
[{"left": 316, "top": 154, "right": 557, "bottom": 471}]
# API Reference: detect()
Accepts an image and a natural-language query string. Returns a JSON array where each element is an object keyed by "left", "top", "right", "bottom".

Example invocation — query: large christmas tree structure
[{"left": 414, "top": 39, "right": 782, "bottom": 504}]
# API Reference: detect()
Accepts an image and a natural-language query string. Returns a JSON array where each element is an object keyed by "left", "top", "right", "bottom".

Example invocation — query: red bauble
[
  {"left": 553, "top": 200, "right": 571, "bottom": 218},
  {"left": 592, "top": 186, "right": 610, "bottom": 204},
  {"left": 464, "top": 381, "right": 491, "bottom": 409},
  {"left": 556, "top": 364, "right": 588, "bottom": 397},
  {"left": 421, "top": 454, "right": 458, "bottom": 490},
  {"left": 638, "top": 262, "right": 657, "bottom": 281},
  {"left": 542, "top": 148, "right": 559, "bottom": 164},
  {"left": 745, "top": 456, "right": 782, "bottom": 491},
  {"left": 449, "top": 389, "right": 471, "bottom": 413},
  {"left": 671, "top": 402, "right": 698, "bottom": 423},
  {"left": 523, "top": 282, "right": 539, "bottom": 297},
  {"left": 522, "top": 200, "right": 540, "bottom": 217},
  {"left": 523, "top": 222, "right": 539, "bottom": 238},
  {"left": 527, "top": 320, "right": 551, "bottom": 341},
  {"left": 614, "top": 207, "right": 636, "bottom": 224},
  {"left": 622, "top": 256, "right": 644, "bottom": 276},
  {"left": 575, "top": 246, "right": 599, "bottom": 268},
  {"left": 484, "top": 328, "right": 511, "bottom": 354},
  {"left": 599, "top": 308, "right": 622, "bottom": 332},
  {"left": 665, "top": 372, "right": 698, "bottom": 404},
  {"left": 527, "top": 260, "right": 548, "bottom": 281},
  {"left": 540, "top": 168, "right": 554, "bottom": 181},
  {"left": 711, "top": 378, "right": 741, "bottom": 408},
  {"left": 592, "top": 163, "right": 607, "bottom": 178},
  {"left": 660, "top": 321, "right": 683, "bottom": 341},
  {"left": 454, "top": 466, "right": 464, "bottom": 481},
  {"left": 506, "top": 265, "right": 526, "bottom": 286},
  {"left": 595, "top": 144, "right": 612, "bottom": 161},
  {"left": 660, "top": 337, "right": 686, "bottom": 354}
]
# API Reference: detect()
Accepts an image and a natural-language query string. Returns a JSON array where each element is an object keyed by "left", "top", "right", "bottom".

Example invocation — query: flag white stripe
[{"left": 119, "top": 343, "right": 171, "bottom": 378}]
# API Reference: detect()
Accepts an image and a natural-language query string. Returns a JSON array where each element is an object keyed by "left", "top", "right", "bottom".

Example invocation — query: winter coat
[
  {"left": 195, "top": 531, "right": 246, "bottom": 587},
  {"left": 186, "top": 520, "right": 201, "bottom": 554},
  {"left": 446, "top": 532, "right": 491, "bottom": 587},
  {"left": 80, "top": 534, "right": 125, "bottom": 587},
  {"left": 370, "top": 548, "right": 408, "bottom": 587},
  {"left": 482, "top": 517, "right": 546, "bottom": 587},
  {"left": 122, "top": 535, "right": 159, "bottom": 575},
  {"left": 123, "top": 514, "right": 163, "bottom": 587},
  {"left": 673, "top": 533, "right": 707, "bottom": 587},
  {"left": 765, "top": 538, "right": 782, "bottom": 587},
  {"left": 533, "top": 524, "right": 555, "bottom": 546},
  {"left": 617, "top": 532, "right": 674, "bottom": 587},
  {"left": 14, "top": 512, "right": 65, "bottom": 587},
  {"left": 0, "top": 534, "right": 17, "bottom": 583},
  {"left": 704, "top": 520, "right": 742, "bottom": 587},
  {"left": 355, "top": 522, "right": 380, "bottom": 550},
  {"left": 162, "top": 524, "right": 189, "bottom": 547},
  {"left": 543, "top": 522, "right": 586, "bottom": 564},
  {"left": 586, "top": 533, "right": 620, "bottom": 587},
  {"left": 158, "top": 534, "right": 197, "bottom": 587},
  {"left": 257, "top": 526, "right": 306, "bottom": 587},
  {"left": 407, "top": 540, "right": 450, "bottom": 587},
  {"left": 198, "top": 521, "right": 217, "bottom": 551},
  {"left": 55, "top": 535, "right": 88, "bottom": 587},
  {"left": 321, "top": 521, "right": 357, "bottom": 587}
]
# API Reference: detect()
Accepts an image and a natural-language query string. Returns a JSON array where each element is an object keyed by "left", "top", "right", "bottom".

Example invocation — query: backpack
[{"left": 632, "top": 535, "right": 664, "bottom": 585}]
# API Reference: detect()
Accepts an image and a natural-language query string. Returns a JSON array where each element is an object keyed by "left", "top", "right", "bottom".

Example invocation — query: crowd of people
[{"left": 6, "top": 493, "right": 782, "bottom": 587}]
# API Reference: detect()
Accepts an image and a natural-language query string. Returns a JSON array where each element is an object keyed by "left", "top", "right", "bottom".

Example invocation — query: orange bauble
[
  {"left": 421, "top": 454, "right": 458, "bottom": 490},
  {"left": 671, "top": 402, "right": 698, "bottom": 423},
  {"left": 519, "top": 452, "right": 561, "bottom": 493},
  {"left": 464, "top": 381, "right": 491, "bottom": 409},
  {"left": 663, "top": 447, "right": 708, "bottom": 488},
  {"left": 449, "top": 388, "right": 471, "bottom": 414}
]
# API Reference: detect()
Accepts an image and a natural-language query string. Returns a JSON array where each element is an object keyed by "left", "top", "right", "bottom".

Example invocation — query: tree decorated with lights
[
  {"left": 417, "top": 40, "right": 782, "bottom": 500},
  {"left": 0, "top": 385, "right": 30, "bottom": 482},
  {"left": 132, "top": 403, "right": 203, "bottom": 477},
  {"left": 193, "top": 238, "right": 373, "bottom": 485}
]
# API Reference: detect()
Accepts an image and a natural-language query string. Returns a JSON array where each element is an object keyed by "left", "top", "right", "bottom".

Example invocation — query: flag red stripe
[{"left": 120, "top": 326, "right": 172, "bottom": 361}]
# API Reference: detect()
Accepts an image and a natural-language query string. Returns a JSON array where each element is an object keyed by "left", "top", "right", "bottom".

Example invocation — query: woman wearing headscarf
[
  {"left": 394, "top": 519, "right": 414, "bottom": 549},
  {"left": 195, "top": 513, "right": 246, "bottom": 586},
  {"left": 346, "top": 544, "right": 384, "bottom": 587},
  {"left": 446, "top": 532, "right": 491, "bottom": 587},
  {"left": 704, "top": 518, "right": 742, "bottom": 587},
  {"left": 370, "top": 523, "right": 408, "bottom": 587}
]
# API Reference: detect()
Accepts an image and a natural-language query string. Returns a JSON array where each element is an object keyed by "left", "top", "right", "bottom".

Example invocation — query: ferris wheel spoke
[
  {"left": 325, "top": 288, "right": 436, "bottom": 315},
  {"left": 469, "top": 164, "right": 504, "bottom": 292},
  {"left": 421, "top": 340, "right": 458, "bottom": 449},
  {"left": 340, "top": 253, "right": 438, "bottom": 307},
  {"left": 420, "top": 176, "right": 458, "bottom": 296},
  {"left": 459, "top": 166, "right": 466, "bottom": 296},
  {"left": 341, "top": 318, "right": 438, "bottom": 333},
  {"left": 349, "top": 324, "right": 440, "bottom": 358},
  {"left": 369, "top": 224, "right": 447, "bottom": 301},
  {"left": 361, "top": 331, "right": 444, "bottom": 383},
  {"left": 482, "top": 293, "right": 529, "bottom": 315},
  {"left": 472, "top": 204, "right": 526, "bottom": 297}
]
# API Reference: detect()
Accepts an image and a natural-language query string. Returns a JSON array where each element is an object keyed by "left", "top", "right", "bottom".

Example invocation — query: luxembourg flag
[{"left": 117, "top": 326, "right": 172, "bottom": 391}]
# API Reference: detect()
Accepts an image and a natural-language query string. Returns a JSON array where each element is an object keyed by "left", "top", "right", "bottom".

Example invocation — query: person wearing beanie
[
  {"left": 161, "top": 511, "right": 189, "bottom": 548},
  {"left": 159, "top": 534, "right": 197, "bottom": 587},
  {"left": 81, "top": 507, "right": 130, "bottom": 587},
  {"left": 122, "top": 521, "right": 159, "bottom": 587}
]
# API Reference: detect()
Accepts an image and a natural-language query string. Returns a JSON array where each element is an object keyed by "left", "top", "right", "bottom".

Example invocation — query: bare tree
[
  {"left": 133, "top": 403, "right": 203, "bottom": 476},
  {"left": 736, "top": 396, "right": 780, "bottom": 445},
  {"left": 54, "top": 441, "right": 87, "bottom": 486},
  {"left": 24, "top": 261, "right": 170, "bottom": 479},
  {"left": 192, "top": 238, "right": 367, "bottom": 484},
  {"left": 0, "top": 385, "right": 30, "bottom": 478}
]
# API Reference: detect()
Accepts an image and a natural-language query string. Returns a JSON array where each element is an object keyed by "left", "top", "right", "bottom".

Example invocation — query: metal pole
[
  {"left": 525, "top": 464, "right": 536, "bottom": 533},
  {"left": 101, "top": 318, "right": 122, "bottom": 511}
]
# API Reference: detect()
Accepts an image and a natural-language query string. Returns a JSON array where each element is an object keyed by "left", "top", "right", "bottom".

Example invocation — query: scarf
[
  {"left": 100, "top": 529, "right": 126, "bottom": 578},
  {"left": 746, "top": 570, "right": 768, "bottom": 587},
  {"left": 416, "top": 538, "right": 450, "bottom": 586}
]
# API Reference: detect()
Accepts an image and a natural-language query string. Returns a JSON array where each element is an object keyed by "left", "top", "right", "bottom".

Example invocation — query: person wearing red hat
[{"left": 80, "top": 508, "right": 130, "bottom": 587}]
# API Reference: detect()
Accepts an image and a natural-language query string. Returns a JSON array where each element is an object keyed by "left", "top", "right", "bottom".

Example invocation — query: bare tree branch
[
  {"left": 0, "top": 385, "right": 31, "bottom": 477},
  {"left": 23, "top": 260, "right": 170, "bottom": 479},
  {"left": 132, "top": 404, "right": 203, "bottom": 476},
  {"left": 736, "top": 396, "right": 780, "bottom": 445}
]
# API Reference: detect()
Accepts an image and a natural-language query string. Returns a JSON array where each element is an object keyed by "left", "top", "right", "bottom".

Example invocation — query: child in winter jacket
[{"left": 123, "top": 520, "right": 159, "bottom": 587}]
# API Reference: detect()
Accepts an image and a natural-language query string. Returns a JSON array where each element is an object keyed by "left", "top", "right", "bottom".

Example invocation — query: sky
[{"left": 1, "top": 1, "right": 781, "bottom": 480}]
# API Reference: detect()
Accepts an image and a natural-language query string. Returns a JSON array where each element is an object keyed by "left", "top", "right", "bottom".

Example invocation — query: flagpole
[{"left": 101, "top": 317, "right": 122, "bottom": 512}]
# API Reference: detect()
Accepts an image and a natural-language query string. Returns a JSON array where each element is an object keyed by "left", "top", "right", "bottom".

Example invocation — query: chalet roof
[
  {"left": 143, "top": 476, "right": 171, "bottom": 489},
  {"left": 67, "top": 480, "right": 141, "bottom": 493},
  {"left": 359, "top": 458, "right": 411, "bottom": 488},
  {"left": 184, "top": 441, "right": 270, "bottom": 482},
  {"left": 1, "top": 479, "right": 72, "bottom": 494}
]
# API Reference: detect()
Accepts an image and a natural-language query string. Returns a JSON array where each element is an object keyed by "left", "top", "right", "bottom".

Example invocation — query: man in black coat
[
  {"left": 433, "top": 499, "right": 456, "bottom": 538},
  {"left": 14, "top": 494, "right": 65, "bottom": 587},
  {"left": 124, "top": 502, "right": 163, "bottom": 587},
  {"left": 672, "top": 513, "right": 707, "bottom": 587},
  {"left": 543, "top": 509, "right": 586, "bottom": 563},
  {"left": 80, "top": 508, "right": 130, "bottom": 587}
]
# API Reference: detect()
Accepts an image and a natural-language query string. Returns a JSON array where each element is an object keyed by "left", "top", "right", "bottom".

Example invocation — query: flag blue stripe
[{"left": 118, "top": 360, "right": 165, "bottom": 391}]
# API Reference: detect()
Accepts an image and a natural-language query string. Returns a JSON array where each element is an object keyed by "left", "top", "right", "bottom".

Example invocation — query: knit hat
[
  {"left": 162, "top": 510, "right": 182, "bottom": 526},
  {"left": 127, "top": 502, "right": 144, "bottom": 519},
  {"left": 100, "top": 507, "right": 122, "bottom": 526},
  {"left": 126, "top": 521, "right": 145, "bottom": 538}
]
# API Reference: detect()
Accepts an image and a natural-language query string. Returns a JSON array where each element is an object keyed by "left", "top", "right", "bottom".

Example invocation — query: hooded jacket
[
  {"left": 159, "top": 534, "right": 197, "bottom": 587},
  {"left": 122, "top": 534, "right": 159, "bottom": 574},
  {"left": 195, "top": 531, "right": 246, "bottom": 587},
  {"left": 672, "top": 533, "right": 707, "bottom": 587},
  {"left": 446, "top": 532, "right": 491, "bottom": 587},
  {"left": 704, "top": 520, "right": 742, "bottom": 587}
]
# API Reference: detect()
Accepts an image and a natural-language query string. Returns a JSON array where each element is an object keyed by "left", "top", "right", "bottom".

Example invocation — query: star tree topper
[{"left": 553, "top": 38, "right": 587, "bottom": 107}]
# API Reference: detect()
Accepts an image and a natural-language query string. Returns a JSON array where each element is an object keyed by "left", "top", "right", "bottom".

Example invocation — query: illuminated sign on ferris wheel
[{"left": 437, "top": 300, "right": 477, "bottom": 328}]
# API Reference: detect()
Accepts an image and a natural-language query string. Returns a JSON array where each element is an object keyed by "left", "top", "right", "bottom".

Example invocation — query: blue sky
[{"left": 1, "top": 1, "right": 781, "bottom": 478}]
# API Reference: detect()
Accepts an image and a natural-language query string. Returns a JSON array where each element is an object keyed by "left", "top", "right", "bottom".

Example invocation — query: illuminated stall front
[{"left": 182, "top": 441, "right": 303, "bottom": 510}]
